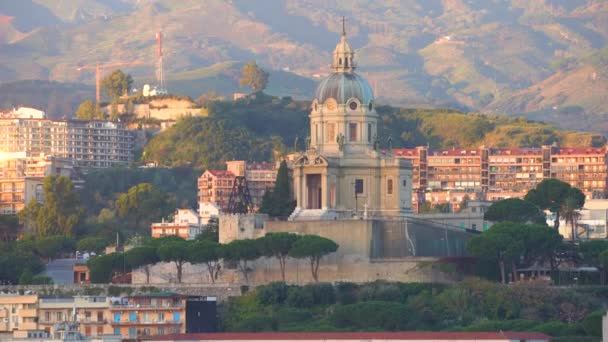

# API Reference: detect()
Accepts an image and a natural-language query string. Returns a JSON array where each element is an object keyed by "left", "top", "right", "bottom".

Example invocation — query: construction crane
[{"left": 76, "top": 60, "right": 143, "bottom": 104}]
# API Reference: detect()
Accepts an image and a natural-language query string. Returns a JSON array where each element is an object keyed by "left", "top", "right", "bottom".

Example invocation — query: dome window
[
  {"left": 339, "top": 58, "right": 342, "bottom": 65},
  {"left": 368, "top": 102, "right": 373, "bottom": 111},
  {"left": 314, "top": 103, "right": 318, "bottom": 111},
  {"left": 345, "top": 58, "right": 349, "bottom": 67},
  {"left": 349, "top": 102, "right": 358, "bottom": 110}
]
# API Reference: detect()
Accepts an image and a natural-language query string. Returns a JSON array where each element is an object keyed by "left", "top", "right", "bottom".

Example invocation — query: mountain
[{"left": 0, "top": 0, "right": 607, "bottom": 132}]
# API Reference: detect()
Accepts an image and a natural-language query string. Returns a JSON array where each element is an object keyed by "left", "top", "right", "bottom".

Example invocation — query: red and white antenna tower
[{"left": 156, "top": 31, "right": 167, "bottom": 93}]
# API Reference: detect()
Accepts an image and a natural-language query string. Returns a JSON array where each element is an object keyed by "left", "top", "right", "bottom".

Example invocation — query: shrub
[
  {"left": 359, "top": 281, "right": 403, "bottom": 302},
  {"left": 581, "top": 311, "right": 603, "bottom": 338},
  {"left": 286, "top": 286, "right": 314, "bottom": 308},
  {"left": 462, "top": 319, "right": 538, "bottom": 332},
  {"left": 31, "top": 276, "right": 53, "bottom": 285},
  {"left": 335, "top": 282, "right": 358, "bottom": 304},
  {"left": 257, "top": 282, "right": 289, "bottom": 305},
  {"left": 330, "top": 301, "right": 408, "bottom": 331},
  {"left": 274, "top": 308, "right": 313, "bottom": 326},
  {"left": 533, "top": 321, "right": 579, "bottom": 337},
  {"left": 551, "top": 337, "right": 598, "bottom": 342},
  {"left": 306, "top": 283, "right": 335, "bottom": 305},
  {"left": 233, "top": 313, "right": 276, "bottom": 332}
]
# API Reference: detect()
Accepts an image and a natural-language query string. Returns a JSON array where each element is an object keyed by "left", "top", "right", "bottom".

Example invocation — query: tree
[
  {"left": 239, "top": 61, "right": 269, "bottom": 93},
  {"left": 289, "top": 235, "right": 339, "bottom": 282},
  {"left": 259, "top": 161, "right": 296, "bottom": 217},
  {"left": 87, "top": 253, "right": 126, "bottom": 283},
  {"left": 75, "top": 100, "right": 105, "bottom": 120},
  {"left": 76, "top": 237, "right": 109, "bottom": 254},
  {"left": 560, "top": 188, "right": 586, "bottom": 240},
  {"left": 188, "top": 240, "right": 223, "bottom": 284},
  {"left": 158, "top": 239, "right": 190, "bottom": 283},
  {"left": 17, "top": 200, "right": 41, "bottom": 235},
  {"left": 468, "top": 222, "right": 525, "bottom": 283},
  {"left": 484, "top": 198, "right": 546, "bottom": 224},
  {"left": 125, "top": 246, "right": 160, "bottom": 284},
  {"left": 0, "top": 215, "right": 19, "bottom": 241},
  {"left": 468, "top": 222, "right": 562, "bottom": 283},
  {"left": 259, "top": 233, "right": 300, "bottom": 281},
  {"left": 35, "top": 236, "right": 74, "bottom": 261},
  {"left": 579, "top": 240, "right": 608, "bottom": 284},
  {"left": 223, "top": 239, "right": 262, "bottom": 283},
  {"left": 115, "top": 183, "right": 174, "bottom": 233},
  {"left": 109, "top": 99, "right": 120, "bottom": 121},
  {"left": 525, "top": 179, "right": 584, "bottom": 230},
  {"left": 18, "top": 176, "right": 82, "bottom": 237},
  {"left": 100, "top": 69, "right": 133, "bottom": 99}
]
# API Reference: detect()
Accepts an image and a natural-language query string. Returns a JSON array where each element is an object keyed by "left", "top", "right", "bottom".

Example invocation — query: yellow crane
[{"left": 76, "top": 60, "right": 143, "bottom": 104}]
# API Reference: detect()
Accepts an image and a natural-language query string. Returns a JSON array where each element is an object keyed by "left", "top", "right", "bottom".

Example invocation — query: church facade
[{"left": 289, "top": 24, "right": 413, "bottom": 220}]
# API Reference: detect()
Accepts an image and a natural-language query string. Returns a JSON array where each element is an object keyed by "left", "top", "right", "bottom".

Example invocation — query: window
[
  {"left": 129, "top": 327, "right": 136, "bottom": 337},
  {"left": 349, "top": 123, "right": 358, "bottom": 142},
  {"left": 158, "top": 327, "right": 165, "bottom": 335},
  {"left": 349, "top": 101, "right": 357, "bottom": 110},
  {"left": 173, "top": 312, "right": 181, "bottom": 323},
  {"left": 355, "top": 179, "right": 364, "bottom": 195},
  {"left": 96, "top": 326, "right": 103, "bottom": 336},
  {"left": 129, "top": 312, "right": 136, "bottom": 322},
  {"left": 345, "top": 57, "right": 349, "bottom": 67},
  {"left": 367, "top": 123, "right": 372, "bottom": 143},
  {"left": 56, "top": 312, "right": 63, "bottom": 321},
  {"left": 403, "top": 180, "right": 407, "bottom": 187},
  {"left": 387, "top": 179, "right": 393, "bottom": 195},
  {"left": 158, "top": 312, "right": 165, "bottom": 322},
  {"left": 114, "top": 328, "right": 120, "bottom": 336},
  {"left": 45, "top": 312, "right": 51, "bottom": 322},
  {"left": 326, "top": 123, "right": 336, "bottom": 143},
  {"left": 472, "top": 224, "right": 477, "bottom": 230},
  {"left": 85, "top": 326, "right": 91, "bottom": 336},
  {"left": 97, "top": 311, "right": 103, "bottom": 322},
  {"left": 113, "top": 313, "right": 121, "bottom": 322}
]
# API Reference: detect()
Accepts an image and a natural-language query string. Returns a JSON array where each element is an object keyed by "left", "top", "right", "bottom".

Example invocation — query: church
[{"left": 288, "top": 22, "right": 413, "bottom": 221}]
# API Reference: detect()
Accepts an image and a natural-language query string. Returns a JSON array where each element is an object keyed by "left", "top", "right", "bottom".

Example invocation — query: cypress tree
[{"left": 260, "top": 161, "right": 295, "bottom": 217}]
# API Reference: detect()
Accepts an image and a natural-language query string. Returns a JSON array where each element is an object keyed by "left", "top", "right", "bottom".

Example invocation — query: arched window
[
  {"left": 345, "top": 58, "right": 349, "bottom": 67},
  {"left": 387, "top": 178, "right": 393, "bottom": 195},
  {"left": 339, "top": 58, "right": 342, "bottom": 65}
]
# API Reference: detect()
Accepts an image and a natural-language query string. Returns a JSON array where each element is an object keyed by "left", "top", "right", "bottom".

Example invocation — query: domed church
[{"left": 289, "top": 21, "right": 413, "bottom": 220}]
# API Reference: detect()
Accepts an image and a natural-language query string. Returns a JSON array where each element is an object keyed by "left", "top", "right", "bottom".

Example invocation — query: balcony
[
  {"left": 20, "top": 309, "right": 37, "bottom": 317},
  {"left": 21, "top": 321, "right": 37, "bottom": 330},
  {"left": 111, "top": 319, "right": 181, "bottom": 325}
]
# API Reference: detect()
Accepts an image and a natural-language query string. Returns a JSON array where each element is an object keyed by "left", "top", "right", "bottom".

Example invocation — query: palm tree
[{"left": 561, "top": 196, "right": 582, "bottom": 241}]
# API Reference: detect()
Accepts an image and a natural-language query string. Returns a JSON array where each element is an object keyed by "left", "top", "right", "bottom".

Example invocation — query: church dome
[{"left": 314, "top": 72, "right": 374, "bottom": 105}]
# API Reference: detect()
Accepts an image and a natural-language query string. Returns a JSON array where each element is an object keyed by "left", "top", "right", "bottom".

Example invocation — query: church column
[
  {"left": 294, "top": 167, "right": 303, "bottom": 208},
  {"left": 321, "top": 169, "right": 329, "bottom": 209}
]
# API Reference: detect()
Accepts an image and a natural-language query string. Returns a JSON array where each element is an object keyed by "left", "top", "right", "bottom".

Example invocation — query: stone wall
[{"left": 0, "top": 284, "right": 241, "bottom": 301}]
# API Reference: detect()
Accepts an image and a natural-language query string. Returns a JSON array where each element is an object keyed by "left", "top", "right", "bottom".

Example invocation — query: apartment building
[
  {"left": 0, "top": 118, "right": 134, "bottom": 169},
  {"left": 151, "top": 209, "right": 203, "bottom": 240},
  {"left": 198, "top": 161, "right": 277, "bottom": 212},
  {"left": 394, "top": 145, "right": 608, "bottom": 212},
  {"left": 38, "top": 296, "right": 111, "bottom": 337},
  {"left": 0, "top": 152, "right": 78, "bottom": 215},
  {"left": 109, "top": 293, "right": 186, "bottom": 339},
  {"left": 0, "top": 294, "right": 38, "bottom": 335}
]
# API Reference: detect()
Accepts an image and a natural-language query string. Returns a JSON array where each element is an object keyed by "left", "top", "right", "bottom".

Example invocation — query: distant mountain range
[{"left": 0, "top": 0, "right": 607, "bottom": 133}]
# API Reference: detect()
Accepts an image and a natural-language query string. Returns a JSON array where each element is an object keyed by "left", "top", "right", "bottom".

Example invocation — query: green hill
[
  {"left": 1, "top": 1, "right": 608, "bottom": 132},
  {"left": 142, "top": 94, "right": 605, "bottom": 170}
]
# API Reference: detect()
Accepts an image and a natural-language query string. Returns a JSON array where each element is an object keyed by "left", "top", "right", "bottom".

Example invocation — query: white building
[{"left": 151, "top": 209, "right": 204, "bottom": 240}]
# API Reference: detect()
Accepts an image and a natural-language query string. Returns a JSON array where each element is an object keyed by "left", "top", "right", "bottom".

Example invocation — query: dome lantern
[{"left": 332, "top": 17, "right": 355, "bottom": 73}]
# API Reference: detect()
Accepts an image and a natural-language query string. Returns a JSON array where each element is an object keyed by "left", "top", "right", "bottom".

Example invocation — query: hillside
[
  {"left": 0, "top": 1, "right": 607, "bottom": 132},
  {"left": 142, "top": 95, "right": 605, "bottom": 169}
]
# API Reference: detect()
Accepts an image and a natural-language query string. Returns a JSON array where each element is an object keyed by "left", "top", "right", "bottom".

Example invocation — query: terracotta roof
[
  {"left": 393, "top": 149, "right": 419, "bottom": 157},
  {"left": 149, "top": 332, "right": 551, "bottom": 341},
  {"left": 555, "top": 147, "right": 606, "bottom": 155},
  {"left": 489, "top": 148, "right": 542, "bottom": 156},
  {"left": 206, "top": 170, "right": 235, "bottom": 177}
]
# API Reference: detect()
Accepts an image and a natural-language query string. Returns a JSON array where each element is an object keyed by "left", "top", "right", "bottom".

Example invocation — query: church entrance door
[{"left": 306, "top": 174, "right": 322, "bottom": 209}]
